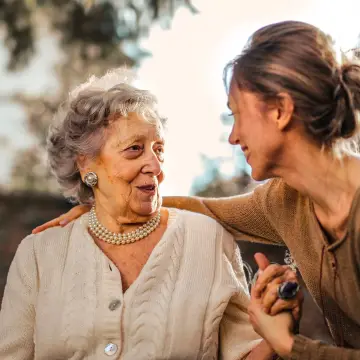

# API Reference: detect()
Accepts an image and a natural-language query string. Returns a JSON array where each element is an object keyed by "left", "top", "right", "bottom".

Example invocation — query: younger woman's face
[{"left": 227, "top": 84, "right": 287, "bottom": 181}]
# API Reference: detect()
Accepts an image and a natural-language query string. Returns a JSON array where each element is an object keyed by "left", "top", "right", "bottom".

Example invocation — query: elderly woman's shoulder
[
  {"left": 18, "top": 221, "right": 77, "bottom": 258},
  {"left": 174, "top": 208, "right": 222, "bottom": 227},
  {"left": 172, "top": 208, "right": 233, "bottom": 238},
  {"left": 174, "top": 209, "right": 237, "bottom": 257}
]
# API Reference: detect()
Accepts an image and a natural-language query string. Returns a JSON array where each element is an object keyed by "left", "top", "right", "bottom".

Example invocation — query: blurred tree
[
  {"left": 192, "top": 112, "right": 257, "bottom": 197},
  {"left": 194, "top": 167, "right": 254, "bottom": 197},
  {"left": 11, "top": 146, "right": 59, "bottom": 192},
  {"left": 0, "top": 0, "right": 198, "bottom": 71},
  {"left": 352, "top": 35, "right": 360, "bottom": 59},
  {"left": 0, "top": 0, "right": 197, "bottom": 193}
]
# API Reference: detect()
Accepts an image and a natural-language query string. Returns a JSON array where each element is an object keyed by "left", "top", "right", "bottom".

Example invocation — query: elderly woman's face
[{"left": 88, "top": 112, "right": 165, "bottom": 217}]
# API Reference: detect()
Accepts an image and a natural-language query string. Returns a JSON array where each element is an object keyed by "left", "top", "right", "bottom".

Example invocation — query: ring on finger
[{"left": 277, "top": 281, "right": 300, "bottom": 300}]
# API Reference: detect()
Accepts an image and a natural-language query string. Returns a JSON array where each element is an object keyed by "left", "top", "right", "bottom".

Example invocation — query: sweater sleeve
[
  {"left": 286, "top": 335, "right": 360, "bottom": 360},
  {"left": 163, "top": 179, "right": 285, "bottom": 245},
  {"left": 219, "top": 229, "right": 265, "bottom": 360},
  {"left": 0, "top": 235, "right": 37, "bottom": 359}
]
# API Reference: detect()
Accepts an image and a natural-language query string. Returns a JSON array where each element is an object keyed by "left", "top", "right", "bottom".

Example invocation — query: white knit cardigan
[{"left": 0, "top": 208, "right": 261, "bottom": 360}]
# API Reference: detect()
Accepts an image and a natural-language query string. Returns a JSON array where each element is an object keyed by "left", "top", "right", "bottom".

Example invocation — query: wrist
[
  {"left": 274, "top": 334, "right": 294, "bottom": 358},
  {"left": 262, "top": 340, "right": 275, "bottom": 356}
]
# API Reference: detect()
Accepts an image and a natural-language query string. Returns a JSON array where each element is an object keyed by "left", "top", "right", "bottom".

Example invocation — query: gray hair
[{"left": 47, "top": 69, "right": 165, "bottom": 205}]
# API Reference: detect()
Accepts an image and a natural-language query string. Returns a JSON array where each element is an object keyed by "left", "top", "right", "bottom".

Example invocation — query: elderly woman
[{"left": 0, "top": 69, "right": 295, "bottom": 359}]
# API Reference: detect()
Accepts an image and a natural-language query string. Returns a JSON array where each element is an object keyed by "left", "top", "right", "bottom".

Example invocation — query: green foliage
[
  {"left": 0, "top": 0, "right": 196, "bottom": 193},
  {"left": 0, "top": 0, "right": 198, "bottom": 70},
  {"left": 0, "top": 0, "right": 35, "bottom": 71}
]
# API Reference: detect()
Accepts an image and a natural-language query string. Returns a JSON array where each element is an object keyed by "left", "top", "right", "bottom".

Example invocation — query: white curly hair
[{"left": 47, "top": 67, "right": 166, "bottom": 204}]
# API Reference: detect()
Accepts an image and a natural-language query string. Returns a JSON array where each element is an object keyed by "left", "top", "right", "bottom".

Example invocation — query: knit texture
[
  {"left": 0, "top": 208, "right": 261, "bottom": 360},
  {"left": 163, "top": 178, "right": 360, "bottom": 359}
]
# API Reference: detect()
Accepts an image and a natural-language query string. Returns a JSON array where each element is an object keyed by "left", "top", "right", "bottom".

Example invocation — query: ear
[{"left": 274, "top": 92, "right": 294, "bottom": 131}]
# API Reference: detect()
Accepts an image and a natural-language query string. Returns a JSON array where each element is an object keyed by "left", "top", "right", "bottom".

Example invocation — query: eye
[
  {"left": 123, "top": 144, "right": 144, "bottom": 158},
  {"left": 155, "top": 146, "right": 165, "bottom": 160},
  {"left": 127, "top": 145, "right": 144, "bottom": 152}
]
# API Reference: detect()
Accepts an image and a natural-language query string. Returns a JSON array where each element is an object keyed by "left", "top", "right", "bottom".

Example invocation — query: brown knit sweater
[{"left": 163, "top": 178, "right": 360, "bottom": 360}]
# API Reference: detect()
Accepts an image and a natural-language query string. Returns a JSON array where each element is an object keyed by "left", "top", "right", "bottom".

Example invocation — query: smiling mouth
[
  {"left": 241, "top": 147, "right": 250, "bottom": 161},
  {"left": 137, "top": 185, "right": 156, "bottom": 194}
]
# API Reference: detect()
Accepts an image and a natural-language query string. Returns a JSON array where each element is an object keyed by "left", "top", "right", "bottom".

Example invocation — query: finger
[
  {"left": 269, "top": 286, "right": 304, "bottom": 314},
  {"left": 261, "top": 281, "right": 283, "bottom": 313},
  {"left": 254, "top": 252, "right": 271, "bottom": 271},
  {"left": 32, "top": 205, "right": 91, "bottom": 234},
  {"left": 283, "top": 268, "right": 298, "bottom": 282},
  {"left": 265, "top": 278, "right": 302, "bottom": 310},
  {"left": 275, "top": 269, "right": 299, "bottom": 291},
  {"left": 292, "top": 306, "right": 301, "bottom": 322},
  {"left": 253, "top": 264, "right": 287, "bottom": 298},
  {"left": 261, "top": 275, "right": 285, "bottom": 296},
  {"left": 292, "top": 291, "right": 304, "bottom": 321},
  {"left": 250, "top": 280, "right": 264, "bottom": 304},
  {"left": 269, "top": 299, "right": 298, "bottom": 316},
  {"left": 32, "top": 217, "right": 63, "bottom": 234},
  {"left": 268, "top": 288, "right": 304, "bottom": 316},
  {"left": 68, "top": 205, "right": 91, "bottom": 220},
  {"left": 57, "top": 205, "right": 90, "bottom": 226},
  {"left": 250, "top": 284, "right": 263, "bottom": 303}
]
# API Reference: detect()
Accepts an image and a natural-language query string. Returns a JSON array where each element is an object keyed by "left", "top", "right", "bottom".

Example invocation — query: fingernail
[{"left": 59, "top": 220, "right": 68, "bottom": 226}]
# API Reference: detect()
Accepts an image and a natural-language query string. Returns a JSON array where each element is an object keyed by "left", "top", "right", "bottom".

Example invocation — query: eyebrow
[
  {"left": 115, "top": 135, "right": 144, "bottom": 148},
  {"left": 116, "top": 134, "right": 165, "bottom": 148}
]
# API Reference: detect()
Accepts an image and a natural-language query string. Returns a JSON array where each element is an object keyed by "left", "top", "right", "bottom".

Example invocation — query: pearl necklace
[{"left": 88, "top": 206, "right": 161, "bottom": 245}]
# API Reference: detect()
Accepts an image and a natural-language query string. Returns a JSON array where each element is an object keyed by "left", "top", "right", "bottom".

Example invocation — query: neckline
[
  {"left": 80, "top": 207, "right": 181, "bottom": 296},
  {"left": 309, "top": 186, "right": 360, "bottom": 250},
  {"left": 124, "top": 208, "right": 179, "bottom": 299}
]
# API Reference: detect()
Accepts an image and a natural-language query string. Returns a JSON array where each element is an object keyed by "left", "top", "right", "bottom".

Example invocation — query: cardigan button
[
  {"left": 104, "top": 343, "right": 118, "bottom": 356},
  {"left": 108, "top": 299, "right": 121, "bottom": 311}
]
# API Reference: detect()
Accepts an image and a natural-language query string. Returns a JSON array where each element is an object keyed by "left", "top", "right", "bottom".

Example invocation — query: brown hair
[{"left": 224, "top": 21, "right": 360, "bottom": 147}]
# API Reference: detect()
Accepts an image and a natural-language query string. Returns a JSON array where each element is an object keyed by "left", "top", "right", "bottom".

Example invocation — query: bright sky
[{"left": 0, "top": 0, "right": 359, "bottom": 195}]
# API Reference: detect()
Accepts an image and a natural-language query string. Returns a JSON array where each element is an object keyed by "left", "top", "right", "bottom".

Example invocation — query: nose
[
  {"left": 142, "top": 151, "right": 162, "bottom": 176},
  {"left": 228, "top": 125, "right": 240, "bottom": 146}
]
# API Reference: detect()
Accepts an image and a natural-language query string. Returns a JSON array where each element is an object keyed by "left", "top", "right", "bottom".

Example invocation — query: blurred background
[{"left": 1, "top": 0, "right": 360, "bottom": 344}]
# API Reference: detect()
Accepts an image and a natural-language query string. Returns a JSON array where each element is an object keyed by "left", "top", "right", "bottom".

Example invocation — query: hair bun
[
  {"left": 333, "top": 63, "right": 360, "bottom": 139},
  {"left": 341, "top": 63, "right": 360, "bottom": 109},
  {"left": 225, "top": 20, "right": 360, "bottom": 147}
]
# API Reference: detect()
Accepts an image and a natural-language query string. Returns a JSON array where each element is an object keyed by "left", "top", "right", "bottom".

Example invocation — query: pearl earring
[{"left": 83, "top": 172, "right": 98, "bottom": 188}]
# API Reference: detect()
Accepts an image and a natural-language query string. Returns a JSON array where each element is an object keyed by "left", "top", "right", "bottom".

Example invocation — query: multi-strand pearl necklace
[{"left": 88, "top": 206, "right": 161, "bottom": 245}]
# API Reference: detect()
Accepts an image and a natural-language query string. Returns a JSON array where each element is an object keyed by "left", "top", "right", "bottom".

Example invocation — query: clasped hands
[{"left": 248, "top": 253, "right": 304, "bottom": 358}]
